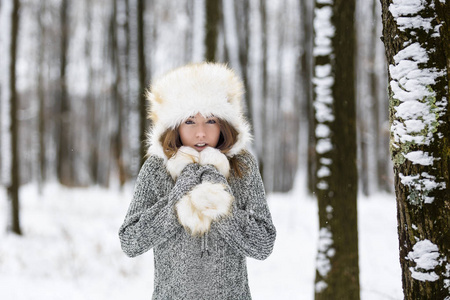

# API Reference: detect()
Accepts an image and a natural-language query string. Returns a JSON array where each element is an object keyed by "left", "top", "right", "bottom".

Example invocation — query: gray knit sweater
[{"left": 119, "top": 151, "right": 276, "bottom": 299}]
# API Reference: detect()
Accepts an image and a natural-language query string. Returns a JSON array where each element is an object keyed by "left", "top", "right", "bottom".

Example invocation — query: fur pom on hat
[{"left": 146, "top": 62, "right": 252, "bottom": 160}]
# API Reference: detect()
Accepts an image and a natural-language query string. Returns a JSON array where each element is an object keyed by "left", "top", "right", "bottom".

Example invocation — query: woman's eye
[
  {"left": 207, "top": 119, "right": 217, "bottom": 124},
  {"left": 184, "top": 120, "right": 194, "bottom": 125}
]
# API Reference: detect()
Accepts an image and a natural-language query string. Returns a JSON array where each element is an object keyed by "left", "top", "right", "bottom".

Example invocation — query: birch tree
[
  {"left": 380, "top": 0, "right": 450, "bottom": 298},
  {"left": 313, "top": 0, "right": 359, "bottom": 298}
]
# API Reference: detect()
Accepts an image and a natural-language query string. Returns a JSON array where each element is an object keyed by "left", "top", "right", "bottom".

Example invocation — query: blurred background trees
[
  {"left": 0, "top": 0, "right": 413, "bottom": 298},
  {"left": 2, "top": 1, "right": 448, "bottom": 299},
  {"left": 0, "top": 0, "right": 391, "bottom": 195}
]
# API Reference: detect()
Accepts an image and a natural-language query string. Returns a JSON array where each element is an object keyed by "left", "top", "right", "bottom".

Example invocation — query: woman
[{"left": 119, "top": 62, "right": 276, "bottom": 299}]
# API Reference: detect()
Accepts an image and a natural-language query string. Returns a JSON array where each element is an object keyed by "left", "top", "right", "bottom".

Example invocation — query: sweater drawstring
[{"left": 200, "top": 232, "right": 210, "bottom": 258}]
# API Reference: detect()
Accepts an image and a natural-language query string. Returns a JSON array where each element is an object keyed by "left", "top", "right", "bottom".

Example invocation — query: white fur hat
[{"left": 146, "top": 62, "right": 252, "bottom": 160}]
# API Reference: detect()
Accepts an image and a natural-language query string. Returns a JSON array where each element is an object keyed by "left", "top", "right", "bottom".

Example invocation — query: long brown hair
[{"left": 160, "top": 119, "right": 246, "bottom": 177}]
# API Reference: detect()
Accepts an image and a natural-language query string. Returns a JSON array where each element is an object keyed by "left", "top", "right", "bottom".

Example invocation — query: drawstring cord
[{"left": 200, "top": 232, "right": 210, "bottom": 258}]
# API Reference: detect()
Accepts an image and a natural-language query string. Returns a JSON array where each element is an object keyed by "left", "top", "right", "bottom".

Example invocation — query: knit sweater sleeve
[
  {"left": 118, "top": 157, "right": 200, "bottom": 257},
  {"left": 202, "top": 152, "right": 276, "bottom": 260}
]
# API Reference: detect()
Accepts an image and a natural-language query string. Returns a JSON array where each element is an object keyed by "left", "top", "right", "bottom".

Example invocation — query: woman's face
[{"left": 178, "top": 113, "right": 221, "bottom": 152}]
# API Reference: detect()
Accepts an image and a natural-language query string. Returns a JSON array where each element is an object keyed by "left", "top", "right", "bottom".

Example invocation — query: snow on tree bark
[{"left": 380, "top": 0, "right": 450, "bottom": 298}]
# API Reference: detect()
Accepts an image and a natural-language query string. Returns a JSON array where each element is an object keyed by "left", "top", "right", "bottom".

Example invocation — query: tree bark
[
  {"left": 313, "top": 0, "right": 359, "bottom": 298},
  {"left": 380, "top": 0, "right": 450, "bottom": 298}
]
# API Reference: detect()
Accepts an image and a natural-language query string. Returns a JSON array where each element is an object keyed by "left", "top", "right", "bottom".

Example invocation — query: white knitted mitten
[
  {"left": 176, "top": 194, "right": 213, "bottom": 236},
  {"left": 176, "top": 181, "right": 233, "bottom": 236},
  {"left": 166, "top": 146, "right": 199, "bottom": 180},
  {"left": 198, "top": 147, "right": 230, "bottom": 178}
]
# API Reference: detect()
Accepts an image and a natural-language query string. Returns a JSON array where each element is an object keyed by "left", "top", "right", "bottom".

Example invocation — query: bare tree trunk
[
  {"left": 205, "top": 0, "right": 221, "bottom": 62},
  {"left": 368, "top": 0, "right": 380, "bottom": 193},
  {"left": 313, "top": 0, "right": 359, "bottom": 298},
  {"left": 123, "top": 0, "right": 134, "bottom": 179},
  {"left": 37, "top": 0, "right": 47, "bottom": 191},
  {"left": 301, "top": 0, "right": 316, "bottom": 195},
  {"left": 234, "top": 0, "right": 253, "bottom": 128},
  {"left": 356, "top": 0, "right": 386, "bottom": 196},
  {"left": 56, "top": 0, "right": 74, "bottom": 186},
  {"left": 137, "top": 0, "right": 148, "bottom": 167},
  {"left": 277, "top": 0, "right": 301, "bottom": 192},
  {"left": 109, "top": 0, "right": 127, "bottom": 187},
  {"left": 380, "top": 0, "right": 450, "bottom": 298},
  {"left": 84, "top": 5, "right": 98, "bottom": 185},
  {"left": 258, "top": 0, "right": 268, "bottom": 181},
  {"left": 7, "top": 0, "right": 22, "bottom": 235}
]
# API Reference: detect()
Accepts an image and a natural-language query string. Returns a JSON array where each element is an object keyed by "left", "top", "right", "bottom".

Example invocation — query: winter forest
[{"left": 0, "top": 0, "right": 449, "bottom": 299}]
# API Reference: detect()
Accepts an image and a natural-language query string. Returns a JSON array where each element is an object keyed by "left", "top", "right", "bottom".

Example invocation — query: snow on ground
[{"left": 0, "top": 175, "right": 402, "bottom": 300}]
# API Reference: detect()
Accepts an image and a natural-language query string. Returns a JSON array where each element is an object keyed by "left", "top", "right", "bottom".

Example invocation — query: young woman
[{"left": 119, "top": 62, "right": 276, "bottom": 299}]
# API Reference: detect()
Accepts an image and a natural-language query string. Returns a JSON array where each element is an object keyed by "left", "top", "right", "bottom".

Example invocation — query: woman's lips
[{"left": 194, "top": 143, "right": 207, "bottom": 151}]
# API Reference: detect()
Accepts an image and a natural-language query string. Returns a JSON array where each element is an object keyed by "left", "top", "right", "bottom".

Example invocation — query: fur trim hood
[{"left": 146, "top": 62, "right": 252, "bottom": 160}]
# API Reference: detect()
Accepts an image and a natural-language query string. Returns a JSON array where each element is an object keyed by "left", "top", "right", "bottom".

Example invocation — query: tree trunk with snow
[
  {"left": 7, "top": 0, "right": 22, "bottom": 235},
  {"left": 380, "top": 0, "right": 450, "bottom": 298},
  {"left": 313, "top": 0, "right": 359, "bottom": 298}
]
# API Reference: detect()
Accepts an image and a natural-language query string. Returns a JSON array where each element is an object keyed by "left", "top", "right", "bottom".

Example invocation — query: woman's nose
[{"left": 196, "top": 126, "right": 206, "bottom": 138}]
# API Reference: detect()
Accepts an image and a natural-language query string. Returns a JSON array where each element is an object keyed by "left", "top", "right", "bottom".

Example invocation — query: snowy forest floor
[{"left": 0, "top": 174, "right": 402, "bottom": 300}]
